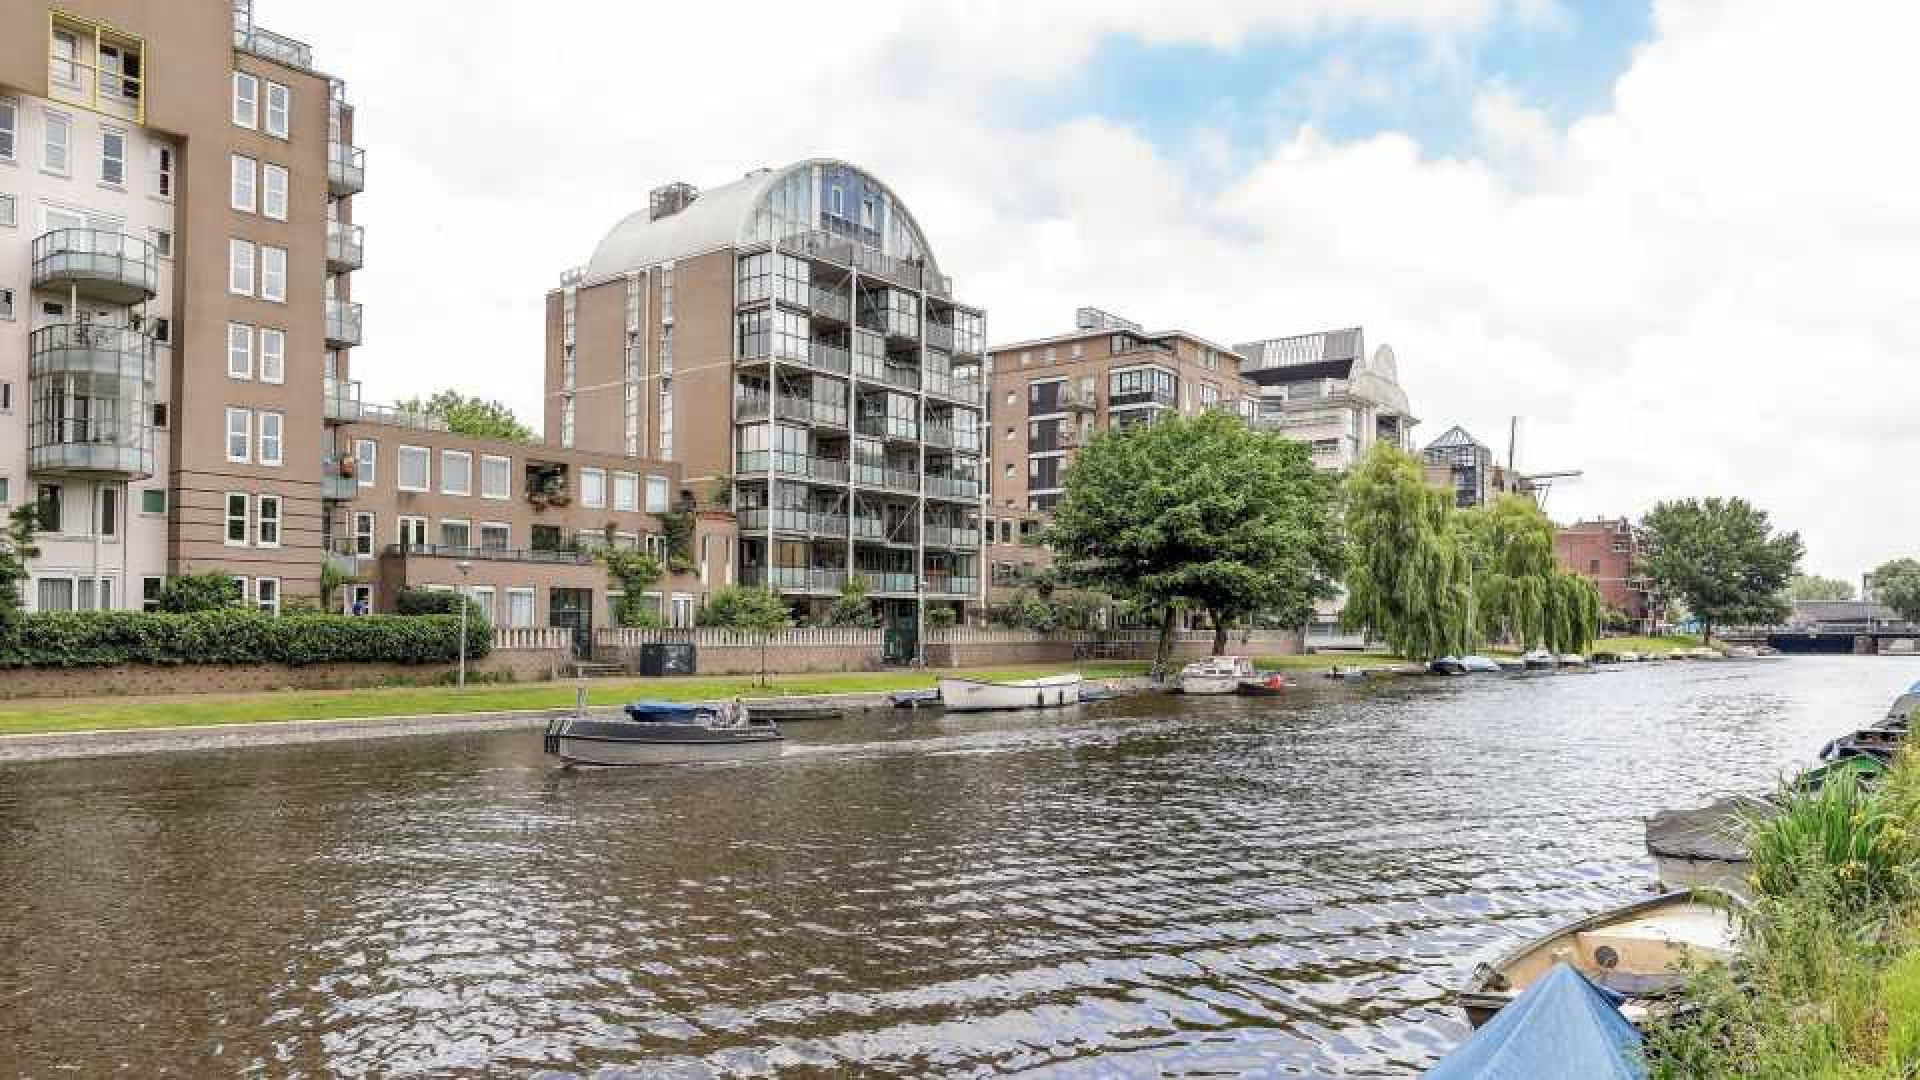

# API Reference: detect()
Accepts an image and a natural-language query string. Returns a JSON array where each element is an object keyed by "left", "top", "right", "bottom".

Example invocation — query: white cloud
[{"left": 282, "top": 0, "right": 1918, "bottom": 577}]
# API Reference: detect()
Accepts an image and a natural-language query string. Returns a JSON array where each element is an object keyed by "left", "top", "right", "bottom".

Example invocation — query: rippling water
[{"left": 2, "top": 656, "right": 1915, "bottom": 1077}]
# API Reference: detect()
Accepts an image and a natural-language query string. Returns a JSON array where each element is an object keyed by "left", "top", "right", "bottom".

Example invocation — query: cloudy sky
[{"left": 280, "top": 0, "right": 1917, "bottom": 580}]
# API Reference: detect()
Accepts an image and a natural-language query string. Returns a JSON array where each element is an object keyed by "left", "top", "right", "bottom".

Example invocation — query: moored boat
[
  {"left": 1819, "top": 727, "right": 1903, "bottom": 763},
  {"left": 938, "top": 673, "right": 1083, "bottom": 712},
  {"left": 1426, "top": 963, "right": 1645, "bottom": 1079},
  {"left": 1322, "top": 666, "right": 1369, "bottom": 680},
  {"left": 1461, "top": 655, "right": 1501, "bottom": 673},
  {"left": 1429, "top": 656, "right": 1469, "bottom": 676},
  {"left": 544, "top": 701, "right": 786, "bottom": 766},
  {"left": 1178, "top": 656, "right": 1257, "bottom": 695},
  {"left": 1645, "top": 794, "right": 1775, "bottom": 896},
  {"left": 1558, "top": 653, "right": 1589, "bottom": 667},
  {"left": 1456, "top": 889, "right": 1739, "bottom": 1028},
  {"left": 740, "top": 699, "right": 844, "bottom": 723},
  {"left": 1236, "top": 672, "right": 1289, "bottom": 696},
  {"left": 1522, "top": 648, "right": 1557, "bottom": 670}
]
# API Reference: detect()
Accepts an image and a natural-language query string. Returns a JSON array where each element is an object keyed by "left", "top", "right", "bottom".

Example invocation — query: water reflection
[{"left": 1, "top": 657, "right": 1914, "bottom": 1076}]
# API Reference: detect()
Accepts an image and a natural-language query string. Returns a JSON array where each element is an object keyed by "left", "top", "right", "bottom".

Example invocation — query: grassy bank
[
  {"left": 0, "top": 663, "right": 1151, "bottom": 738},
  {"left": 1595, "top": 634, "right": 1707, "bottom": 655},
  {"left": 1644, "top": 754, "right": 1920, "bottom": 1077}
]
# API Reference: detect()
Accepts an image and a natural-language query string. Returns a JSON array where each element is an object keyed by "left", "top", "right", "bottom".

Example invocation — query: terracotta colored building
[{"left": 1554, "top": 517, "right": 1655, "bottom": 629}]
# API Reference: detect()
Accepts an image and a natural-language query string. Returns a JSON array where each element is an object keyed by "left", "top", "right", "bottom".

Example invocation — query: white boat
[
  {"left": 1558, "top": 653, "right": 1589, "bottom": 667},
  {"left": 1178, "top": 656, "right": 1257, "bottom": 695},
  {"left": 1521, "top": 649, "right": 1557, "bottom": 670},
  {"left": 939, "top": 673, "right": 1083, "bottom": 712},
  {"left": 543, "top": 702, "right": 785, "bottom": 766},
  {"left": 1461, "top": 655, "right": 1501, "bottom": 673}
]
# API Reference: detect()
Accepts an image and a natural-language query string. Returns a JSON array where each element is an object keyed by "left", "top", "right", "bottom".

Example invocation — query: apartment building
[
  {"left": 545, "top": 161, "right": 989, "bottom": 632},
  {"left": 1554, "top": 517, "right": 1655, "bottom": 629},
  {"left": 982, "top": 308, "right": 1261, "bottom": 603},
  {"left": 1233, "top": 326, "right": 1415, "bottom": 470},
  {"left": 1420, "top": 425, "right": 1533, "bottom": 508}
]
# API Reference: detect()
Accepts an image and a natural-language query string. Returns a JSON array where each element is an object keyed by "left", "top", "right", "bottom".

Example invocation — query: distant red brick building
[{"left": 1554, "top": 518, "right": 1655, "bottom": 630}]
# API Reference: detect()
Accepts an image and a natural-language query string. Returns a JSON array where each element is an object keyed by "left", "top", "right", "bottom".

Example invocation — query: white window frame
[
  {"left": 232, "top": 72, "right": 258, "bottom": 129},
  {"left": 152, "top": 144, "right": 173, "bottom": 199},
  {"left": 225, "top": 408, "right": 251, "bottom": 463},
  {"left": 257, "top": 411, "right": 283, "bottom": 466},
  {"left": 261, "top": 163, "right": 288, "bottom": 220},
  {"left": 224, "top": 492, "right": 249, "bottom": 546},
  {"left": 440, "top": 449, "right": 472, "bottom": 496},
  {"left": 231, "top": 153, "right": 257, "bottom": 213},
  {"left": 646, "top": 475, "right": 670, "bottom": 513},
  {"left": 259, "top": 245, "right": 286, "bottom": 302},
  {"left": 581, "top": 467, "right": 606, "bottom": 509},
  {"left": 352, "top": 510, "right": 375, "bottom": 556},
  {"left": 226, "top": 323, "right": 252, "bottom": 379},
  {"left": 0, "top": 97, "right": 15, "bottom": 163},
  {"left": 257, "top": 494, "right": 282, "bottom": 547},
  {"left": 100, "top": 128, "right": 126, "bottom": 187},
  {"left": 43, "top": 108, "right": 71, "bottom": 176},
  {"left": 355, "top": 438, "right": 377, "bottom": 488},
  {"left": 439, "top": 518, "right": 472, "bottom": 549},
  {"left": 397, "top": 445, "right": 430, "bottom": 492},
  {"left": 258, "top": 328, "right": 285, "bottom": 384},
  {"left": 506, "top": 588, "right": 535, "bottom": 628},
  {"left": 152, "top": 227, "right": 172, "bottom": 257},
  {"left": 255, "top": 576, "right": 280, "bottom": 615},
  {"left": 229, "top": 238, "right": 255, "bottom": 296},
  {"left": 397, "top": 515, "right": 427, "bottom": 548},
  {"left": 264, "top": 81, "right": 290, "bottom": 138},
  {"left": 479, "top": 522, "right": 510, "bottom": 551},
  {"left": 0, "top": 194, "right": 14, "bottom": 228},
  {"left": 613, "top": 471, "right": 639, "bottom": 512},
  {"left": 480, "top": 454, "right": 510, "bottom": 500}
]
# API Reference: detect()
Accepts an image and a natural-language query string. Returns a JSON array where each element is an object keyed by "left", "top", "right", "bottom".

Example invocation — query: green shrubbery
[{"left": 0, "top": 610, "right": 491, "bottom": 668}]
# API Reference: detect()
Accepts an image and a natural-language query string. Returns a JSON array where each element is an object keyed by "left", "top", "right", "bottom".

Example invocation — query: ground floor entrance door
[{"left": 549, "top": 588, "right": 594, "bottom": 658}]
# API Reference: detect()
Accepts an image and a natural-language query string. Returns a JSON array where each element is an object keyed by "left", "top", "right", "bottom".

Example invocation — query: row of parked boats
[{"left": 1423, "top": 677, "right": 1917, "bottom": 1077}]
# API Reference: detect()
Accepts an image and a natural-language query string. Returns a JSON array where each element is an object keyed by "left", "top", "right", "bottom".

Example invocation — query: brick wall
[{"left": 0, "top": 648, "right": 570, "bottom": 700}]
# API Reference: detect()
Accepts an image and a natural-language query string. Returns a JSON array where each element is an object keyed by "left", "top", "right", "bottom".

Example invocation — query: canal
[{"left": 2, "top": 656, "right": 1915, "bottom": 1077}]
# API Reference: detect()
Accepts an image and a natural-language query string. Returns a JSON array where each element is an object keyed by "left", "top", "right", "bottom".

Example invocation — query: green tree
[
  {"left": 0, "top": 505, "right": 42, "bottom": 628},
  {"left": 1046, "top": 411, "right": 1343, "bottom": 673},
  {"left": 1342, "top": 443, "right": 1472, "bottom": 662},
  {"left": 1457, "top": 494, "right": 1601, "bottom": 652},
  {"left": 822, "top": 577, "right": 880, "bottom": 628},
  {"left": 697, "top": 585, "right": 792, "bottom": 686},
  {"left": 395, "top": 390, "right": 535, "bottom": 442},
  {"left": 1640, "top": 497, "right": 1803, "bottom": 642},
  {"left": 1786, "top": 573, "right": 1856, "bottom": 603},
  {"left": 925, "top": 604, "right": 959, "bottom": 629},
  {"left": 599, "top": 548, "right": 665, "bottom": 627},
  {"left": 1868, "top": 559, "right": 1920, "bottom": 624},
  {"left": 156, "top": 573, "right": 243, "bottom": 613}
]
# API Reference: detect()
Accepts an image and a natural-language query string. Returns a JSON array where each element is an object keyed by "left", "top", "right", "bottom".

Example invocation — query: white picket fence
[
  {"left": 590, "top": 626, "right": 1303, "bottom": 650},
  {"left": 492, "top": 626, "right": 574, "bottom": 651},
  {"left": 596, "top": 627, "right": 884, "bottom": 649}
]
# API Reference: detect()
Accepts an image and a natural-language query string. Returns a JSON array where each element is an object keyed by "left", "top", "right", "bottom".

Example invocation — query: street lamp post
[{"left": 456, "top": 560, "right": 473, "bottom": 688}]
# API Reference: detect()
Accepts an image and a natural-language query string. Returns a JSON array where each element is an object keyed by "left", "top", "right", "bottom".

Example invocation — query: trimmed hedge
[{"left": 0, "top": 611, "right": 493, "bottom": 669}]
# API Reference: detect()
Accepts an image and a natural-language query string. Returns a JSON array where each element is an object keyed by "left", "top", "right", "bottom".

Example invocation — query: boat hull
[
  {"left": 546, "top": 717, "right": 784, "bottom": 766},
  {"left": 1180, "top": 675, "right": 1241, "bottom": 695},
  {"left": 938, "top": 675, "right": 1083, "bottom": 712}
]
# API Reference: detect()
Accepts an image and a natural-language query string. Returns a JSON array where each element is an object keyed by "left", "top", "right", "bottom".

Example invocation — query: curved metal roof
[{"left": 583, "top": 158, "right": 943, "bottom": 282}]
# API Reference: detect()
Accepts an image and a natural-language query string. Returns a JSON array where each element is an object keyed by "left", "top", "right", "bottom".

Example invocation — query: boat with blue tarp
[
  {"left": 544, "top": 701, "right": 785, "bottom": 766},
  {"left": 1425, "top": 963, "right": 1645, "bottom": 1079}
]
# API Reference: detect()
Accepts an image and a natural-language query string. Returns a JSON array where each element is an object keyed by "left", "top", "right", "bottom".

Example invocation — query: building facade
[
  {"left": 1553, "top": 517, "right": 1655, "bottom": 629},
  {"left": 545, "top": 161, "right": 989, "bottom": 630},
  {"left": 1420, "top": 425, "right": 1533, "bottom": 508},
  {"left": 1233, "top": 327, "right": 1415, "bottom": 470}
]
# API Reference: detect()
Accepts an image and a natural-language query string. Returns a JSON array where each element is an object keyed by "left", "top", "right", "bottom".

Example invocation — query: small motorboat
[
  {"left": 1882, "top": 691, "right": 1920, "bottom": 730},
  {"left": 1178, "top": 656, "right": 1257, "bottom": 695},
  {"left": 1426, "top": 964, "right": 1644, "bottom": 1079},
  {"left": 939, "top": 673, "right": 1083, "bottom": 712},
  {"left": 1078, "top": 684, "right": 1120, "bottom": 703},
  {"left": 1461, "top": 655, "right": 1501, "bottom": 673},
  {"left": 1429, "top": 656, "right": 1469, "bottom": 676},
  {"left": 1819, "top": 727, "right": 1903, "bottom": 763},
  {"left": 544, "top": 701, "right": 785, "bottom": 766},
  {"left": 1322, "top": 666, "right": 1368, "bottom": 680},
  {"left": 740, "top": 699, "right": 843, "bottom": 723},
  {"left": 890, "top": 688, "right": 942, "bottom": 709},
  {"left": 1522, "top": 648, "right": 1557, "bottom": 671},
  {"left": 1236, "top": 673, "right": 1289, "bottom": 697},
  {"left": 1558, "top": 653, "right": 1590, "bottom": 667},
  {"left": 1456, "top": 889, "right": 1739, "bottom": 1028}
]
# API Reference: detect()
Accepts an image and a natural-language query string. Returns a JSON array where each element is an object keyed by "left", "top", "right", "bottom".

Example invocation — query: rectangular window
[
  {"left": 227, "top": 323, "right": 252, "bottom": 379},
  {"left": 153, "top": 144, "right": 172, "bottom": 197},
  {"left": 149, "top": 317, "right": 170, "bottom": 344},
  {"left": 258, "top": 328, "right": 285, "bottom": 383},
  {"left": 440, "top": 519, "right": 471, "bottom": 548},
  {"left": 258, "top": 411, "right": 283, "bottom": 466},
  {"left": 229, "top": 238, "right": 254, "bottom": 295},
  {"left": 507, "top": 588, "right": 535, "bottom": 628},
  {"left": 97, "top": 487, "right": 117, "bottom": 538},
  {"left": 36, "top": 484, "right": 61, "bottom": 533},
  {"left": 440, "top": 450, "right": 472, "bottom": 496},
  {"left": 646, "top": 475, "right": 670, "bottom": 513},
  {"left": 355, "top": 438, "right": 377, "bottom": 488},
  {"left": 257, "top": 495, "right": 281, "bottom": 547},
  {"left": 353, "top": 511, "right": 375, "bottom": 556},
  {"left": 232, "top": 72, "right": 258, "bottom": 128},
  {"left": 37, "top": 578, "right": 74, "bottom": 613},
  {"left": 254, "top": 577, "right": 279, "bottom": 615},
  {"left": 43, "top": 109, "right": 70, "bottom": 174},
  {"left": 398, "top": 445, "right": 429, "bottom": 492},
  {"left": 262, "top": 163, "right": 288, "bottom": 220},
  {"left": 140, "top": 488, "right": 165, "bottom": 515},
  {"left": 142, "top": 576, "right": 162, "bottom": 612},
  {"left": 613, "top": 471, "right": 639, "bottom": 512},
  {"left": 152, "top": 228, "right": 172, "bottom": 257},
  {"left": 581, "top": 468, "right": 606, "bottom": 509},
  {"left": 0, "top": 98, "right": 14, "bottom": 161},
  {"left": 480, "top": 455, "right": 510, "bottom": 499},
  {"left": 225, "top": 493, "right": 249, "bottom": 545},
  {"left": 100, "top": 129, "right": 126, "bottom": 186},
  {"left": 0, "top": 195, "right": 13, "bottom": 228},
  {"left": 480, "top": 523, "right": 509, "bottom": 550},
  {"left": 260, "top": 246, "right": 286, "bottom": 302},
  {"left": 397, "top": 515, "right": 427, "bottom": 548},
  {"left": 231, "top": 153, "right": 256, "bottom": 212},
  {"left": 225, "top": 408, "right": 251, "bottom": 463},
  {"left": 0, "top": 288, "right": 12, "bottom": 319},
  {"left": 264, "top": 81, "right": 290, "bottom": 138}
]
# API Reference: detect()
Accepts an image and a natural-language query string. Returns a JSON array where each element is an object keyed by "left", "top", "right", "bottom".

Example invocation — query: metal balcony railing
[
  {"left": 324, "top": 299, "right": 363, "bottom": 347},
  {"left": 328, "top": 141, "right": 366, "bottom": 196},
  {"left": 807, "top": 342, "right": 851, "bottom": 374},
  {"left": 326, "top": 220, "right": 364, "bottom": 271},
  {"left": 856, "top": 414, "right": 919, "bottom": 441},
  {"left": 809, "top": 289, "right": 850, "bottom": 323},
  {"left": 32, "top": 229, "right": 159, "bottom": 305},
  {"left": 321, "top": 458, "right": 357, "bottom": 500},
  {"left": 926, "top": 475, "right": 981, "bottom": 500},
  {"left": 385, "top": 543, "right": 595, "bottom": 565},
  {"left": 28, "top": 323, "right": 154, "bottom": 382}
]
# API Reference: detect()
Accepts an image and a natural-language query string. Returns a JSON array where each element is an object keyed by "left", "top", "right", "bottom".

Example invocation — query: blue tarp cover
[
  {"left": 623, "top": 701, "right": 723, "bottom": 721},
  {"left": 1424, "top": 963, "right": 1645, "bottom": 1080}
]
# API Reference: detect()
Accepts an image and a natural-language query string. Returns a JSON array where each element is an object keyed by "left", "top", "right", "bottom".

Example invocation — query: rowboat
[
  {"left": 1456, "top": 889, "right": 1739, "bottom": 1029},
  {"left": 1426, "top": 963, "right": 1644, "bottom": 1079},
  {"left": 1819, "top": 727, "right": 1903, "bottom": 763},
  {"left": 938, "top": 674, "right": 1083, "bottom": 712},
  {"left": 739, "top": 699, "right": 843, "bottom": 723},
  {"left": 1883, "top": 692, "right": 1920, "bottom": 730},
  {"left": 543, "top": 701, "right": 785, "bottom": 766},
  {"left": 1429, "top": 656, "right": 1469, "bottom": 676},
  {"left": 1178, "top": 656, "right": 1256, "bottom": 695},
  {"left": 1645, "top": 794, "right": 1775, "bottom": 896}
]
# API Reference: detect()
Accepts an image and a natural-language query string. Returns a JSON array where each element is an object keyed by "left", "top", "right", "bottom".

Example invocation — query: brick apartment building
[{"left": 1554, "top": 517, "right": 1655, "bottom": 629}]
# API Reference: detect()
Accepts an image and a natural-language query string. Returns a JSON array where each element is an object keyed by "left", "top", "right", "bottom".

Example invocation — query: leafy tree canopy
[
  {"left": 1046, "top": 411, "right": 1344, "bottom": 662},
  {"left": 1868, "top": 559, "right": 1920, "bottom": 624},
  {"left": 1787, "top": 573, "right": 1856, "bottom": 603},
  {"left": 0, "top": 506, "right": 42, "bottom": 628},
  {"left": 396, "top": 390, "right": 535, "bottom": 443},
  {"left": 821, "top": 577, "right": 880, "bottom": 628},
  {"left": 1457, "top": 494, "right": 1601, "bottom": 652},
  {"left": 697, "top": 586, "right": 792, "bottom": 632},
  {"left": 1639, "top": 497, "right": 1803, "bottom": 640},
  {"left": 1342, "top": 443, "right": 1472, "bottom": 661}
]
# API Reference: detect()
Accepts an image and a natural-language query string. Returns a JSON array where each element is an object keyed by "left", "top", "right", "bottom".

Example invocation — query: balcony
[
  {"left": 326, "top": 220, "right": 365, "bottom": 272},
  {"left": 926, "top": 475, "right": 981, "bottom": 501},
  {"left": 736, "top": 452, "right": 851, "bottom": 483},
  {"left": 385, "top": 543, "right": 596, "bottom": 565},
  {"left": 855, "top": 414, "right": 919, "bottom": 442},
  {"left": 321, "top": 458, "right": 357, "bottom": 501},
  {"left": 807, "top": 342, "right": 851, "bottom": 375},
  {"left": 325, "top": 299, "right": 363, "bottom": 347},
  {"left": 925, "top": 322, "right": 955, "bottom": 352},
  {"left": 809, "top": 289, "right": 851, "bottom": 324},
  {"left": 852, "top": 464, "right": 919, "bottom": 492},
  {"left": 923, "top": 525, "right": 982, "bottom": 549},
  {"left": 328, "top": 141, "right": 366, "bottom": 196},
  {"left": 863, "top": 571, "right": 919, "bottom": 595},
  {"left": 1062, "top": 386, "right": 1099, "bottom": 412},
  {"left": 28, "top": 323, "right": 154, "bottom": 383},
  {"left": 26, "top": 324, "right": 155, "bottom": 479},
  {"left": 324, "top": 377, "right": 362, "bottom": 423},
  {"left": 926, "top": 576, "right": 979, "bottom": 597},
  {"left": 324, "top": 540, "right": 359, "bottom": 577},
  {"left": 738, "top": 507, "right": 811, "bottom": 534},
  {"left": 32, "top": 230, "right": 160, "bottom": 305},
  {"left": 925, "top": 376, "right": 985, "bottom": 406},
  {"left": 807, "top": 568, "right": 848, "bottom": 593},
  {"left": 810, "top": 513, "right": 849, "bottom": 537}
]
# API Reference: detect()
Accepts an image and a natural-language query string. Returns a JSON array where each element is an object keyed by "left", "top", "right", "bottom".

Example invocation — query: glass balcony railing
[
  {"left": 926, "top": 475, "right": 981, "bottom": 500},
  {"left": 328, "top": 141, "right": 366, "bottom": 196},
  {"left": 925, "top": 576, "right": 978, "bottom": 596},
  {"left": 809, "top": 289, "right": 850, "bottom": 323},
  {"left": 808, "top": 342, "right": 851, "bottom": 374},
  {"left": 323, "top": 378, "right": 361, "bottom": 423},
  {"left": 326, "top": 220, "right": 364, "bottom": 271},
  {"left": 325, "top": 299, "right": 363, "bottom": 347},
  {"left": 32, "top": 229, "right": 159, "bottom": 304},
  {"left": 321, "top": 458, "right": 357, "bottom": 500},
  {"left": 855, "top": 414, "right": 919, "bottom": 441}
]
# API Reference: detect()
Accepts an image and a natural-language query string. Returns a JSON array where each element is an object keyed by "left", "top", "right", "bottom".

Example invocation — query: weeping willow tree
[
  {"left": 1342, "top": 444, "right": 1472, "bottom": 661},
  {"left": 1459, "top": 494, "right": 1601, "bottom": 653}
]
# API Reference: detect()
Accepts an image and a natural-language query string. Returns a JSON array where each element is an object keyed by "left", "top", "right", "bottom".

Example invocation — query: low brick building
[{"left": 1554, "top": 517, "right": 1654, "bottom": 630}]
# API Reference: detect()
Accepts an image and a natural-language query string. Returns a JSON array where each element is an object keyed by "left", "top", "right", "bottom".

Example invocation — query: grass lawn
[
  {"left": 1260, "top": 652, "right": 1403, "bottom": 671},
  {"left": 1593, "top": 633, "right": 1706, "bottom": 654},
  {"left": 0, "top": 663, "right": 1153, "bottom": 738}
]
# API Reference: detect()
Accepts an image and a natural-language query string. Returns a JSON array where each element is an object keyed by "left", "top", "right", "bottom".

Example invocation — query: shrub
[
  {"left": 925, "top": 604, "right": 959, "bottom": 629},
  {"left": 156, "top": 573, "right": 243, "bottom": 613},
  {"left": 822, "top": 577, "right": 880, "bottom": 628},
  {"left": 0, "top": 610, "right": 491, "bottom": 668}
]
